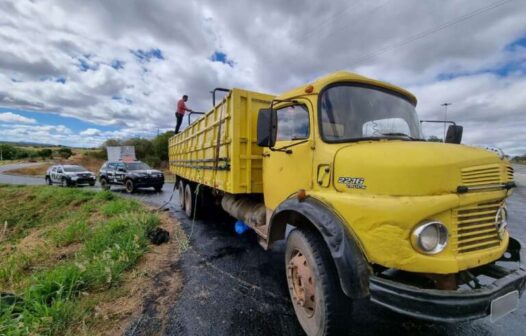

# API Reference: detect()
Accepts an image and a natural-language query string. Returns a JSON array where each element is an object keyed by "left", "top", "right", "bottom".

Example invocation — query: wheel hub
[{"left": 287, "top": 249, "right": 316, "bottom": 317}]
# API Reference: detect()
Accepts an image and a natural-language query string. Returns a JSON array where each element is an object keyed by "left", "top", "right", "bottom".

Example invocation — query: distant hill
[
  {"left": 0, "top": 140, "right": 57, "bottom": 147},
  {"left": 0, "top": 140, "right": 97, "bottom": 150}
]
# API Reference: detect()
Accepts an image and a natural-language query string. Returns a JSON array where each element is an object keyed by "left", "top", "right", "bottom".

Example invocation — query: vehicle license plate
[{"left": 490, "top": 290, "right": 519, "bottom": 322}]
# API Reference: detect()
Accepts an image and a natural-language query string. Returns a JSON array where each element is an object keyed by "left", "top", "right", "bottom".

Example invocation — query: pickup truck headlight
[
  {"left": 71, "top": 176, "right": 79, "bottom": 181},
  {"left": 411, "top": 221, "right": 448, "bottom": 255}
]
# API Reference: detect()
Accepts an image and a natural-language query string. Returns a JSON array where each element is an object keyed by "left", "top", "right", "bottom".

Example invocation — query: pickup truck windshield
[
  {"left": 125, "top": 162, "right": 151, "bottom": 171},
  {"left": 319, "top": 84, "right": 423, "bottom": 142}
]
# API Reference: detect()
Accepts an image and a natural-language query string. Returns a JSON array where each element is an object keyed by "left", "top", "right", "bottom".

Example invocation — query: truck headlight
[
  {"left": 71, "top": 176, "right": 78, "bottom": 181},
  {"left": 411, "top": 221, "right": 448, "bottom": 255}
]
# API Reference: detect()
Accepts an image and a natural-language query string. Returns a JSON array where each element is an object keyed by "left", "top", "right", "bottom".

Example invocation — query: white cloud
[
  {"left": 0, "top": 0, "right": 525, "bottom": 154},
  {"left": 0, "top": 112, "right": 36, "bottom": 124},
  {"left": 80, "top": 128, "right": 101, "bottom": 136}
]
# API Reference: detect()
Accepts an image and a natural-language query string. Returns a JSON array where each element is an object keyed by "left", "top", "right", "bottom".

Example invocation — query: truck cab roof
[{"left": 275, "top": 71, "right": 417, "bottom": 106}]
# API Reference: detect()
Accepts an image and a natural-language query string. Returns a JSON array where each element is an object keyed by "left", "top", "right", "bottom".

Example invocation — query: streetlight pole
[{"left": 441, "top": 103, "right": 451, "bottom": 140}]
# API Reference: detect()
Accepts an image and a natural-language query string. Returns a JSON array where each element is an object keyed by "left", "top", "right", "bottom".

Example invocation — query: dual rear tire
[{"left": 178, "top": 179, "right": 200, "bottom": 218}]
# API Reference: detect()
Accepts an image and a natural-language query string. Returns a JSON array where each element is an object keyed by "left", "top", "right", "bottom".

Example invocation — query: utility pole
[{"left": 441, "top": 103, "right": 451, "bottom": 140}]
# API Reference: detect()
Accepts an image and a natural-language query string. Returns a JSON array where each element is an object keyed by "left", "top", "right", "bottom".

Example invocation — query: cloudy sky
[{"left": 0, "top": 0, "right": 525, "bottom": 155}]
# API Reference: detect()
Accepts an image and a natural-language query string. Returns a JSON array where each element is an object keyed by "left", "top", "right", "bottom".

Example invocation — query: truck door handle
[{"left": 262, "top": 153, "right": 270, "bottom": 157}]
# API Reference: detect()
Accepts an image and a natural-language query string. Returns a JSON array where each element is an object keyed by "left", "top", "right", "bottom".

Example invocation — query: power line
[
  {"left": 349, "top": 0, "right": 514, "bottom": 66},
  {"left": 298, "top": 0, "right": 393, "bottom": 44}
]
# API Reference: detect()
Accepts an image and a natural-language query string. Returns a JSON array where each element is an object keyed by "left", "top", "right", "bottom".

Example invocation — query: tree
[
  {"left": 38, "top": 148, "right": 53, "bottom": 160},
  {"left": 152, "top": 131, "right": 174, "bottom": 161},
  {"left": 102, "top": 139, "right": 122, "bottom": 148},
  {"left": 427, "top": 136, "right": 443, "bottom": 143},
  {"left": 0, "top": 144, "right": 17, "bottom": 160},
  {"left": 57, "top": 147, "right": 73, "bottom": 159}
]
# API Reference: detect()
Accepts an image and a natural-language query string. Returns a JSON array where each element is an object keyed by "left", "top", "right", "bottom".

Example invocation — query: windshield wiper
[
  {"left": 380, "top": 132, "right": 418, "bottom": 140},
  {"left": 271, "top": 139, "right": 309, "bottom": 154}
]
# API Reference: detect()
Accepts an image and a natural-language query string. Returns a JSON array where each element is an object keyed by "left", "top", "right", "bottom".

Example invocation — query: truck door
[{"left": 262, "top": 104, "right": 313, "bottom": 210}]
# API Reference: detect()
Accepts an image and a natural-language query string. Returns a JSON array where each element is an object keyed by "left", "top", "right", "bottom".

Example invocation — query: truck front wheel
[{"left": 285, "top": 229, "right": 352, "bottom": 336}]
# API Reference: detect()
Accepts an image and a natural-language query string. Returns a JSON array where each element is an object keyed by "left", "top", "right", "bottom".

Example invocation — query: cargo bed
[{"left": 169, "top": 88, "right": 274, "bottom": 194}]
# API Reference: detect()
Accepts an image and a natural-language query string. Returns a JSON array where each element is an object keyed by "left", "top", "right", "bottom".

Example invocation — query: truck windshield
[
  {"left": 125, "top": 162, "right": 151, "bottom": 171},
  {"left": 319, "top": 84, "right": 423, "bottom": 142}
]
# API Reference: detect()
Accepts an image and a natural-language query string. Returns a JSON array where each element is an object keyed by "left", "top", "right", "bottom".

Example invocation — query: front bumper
[
  {"left": 134, "top": 177, "right": 164, "bottom": 187},
  {"left": 369, "top": 237, "right": 526, "bottom": 322},
  {"left": 69, "top": 177, "right": 96, "bottom": 185}
]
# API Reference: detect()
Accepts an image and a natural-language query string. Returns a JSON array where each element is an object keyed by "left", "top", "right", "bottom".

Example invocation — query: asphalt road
[{"left": 1, "top": 163, "right": 526, "bottom": 335}]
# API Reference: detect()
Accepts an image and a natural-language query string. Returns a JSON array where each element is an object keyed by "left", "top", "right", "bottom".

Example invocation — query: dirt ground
[{"left": 87, "top": 210, "right": 186, "bottom": 336}]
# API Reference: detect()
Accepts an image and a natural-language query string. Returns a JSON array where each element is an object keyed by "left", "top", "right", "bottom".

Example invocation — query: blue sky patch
[
  {"left": 130, "top": 48, "right": 164, "bottom": 63},
  {"left": 210, "top": 51, "right": 234, "bottom": 67},
  {"left": 111, "top": 59, "right": 125, "bottom": 70},
  {"left": 505, "top": 36, "right": 526, "bottom": 51},
  {"left": 77, "top": 57, "right": 99, "bottom": 72},
  {"left": 436, "top": 38, "right": 526, "bottom": 82},
  {"left": 111, "top": 96, "right": 133, "bottom": 105}
]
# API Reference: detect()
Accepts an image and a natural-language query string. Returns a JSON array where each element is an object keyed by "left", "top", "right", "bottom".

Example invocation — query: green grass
[{"left": 0, "top": 185, "right": 162, "bottom": 335}]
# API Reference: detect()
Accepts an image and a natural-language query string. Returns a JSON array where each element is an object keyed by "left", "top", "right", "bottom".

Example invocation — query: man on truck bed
[
  {"left": 175, "top": 94, "right": 193, "bottom": 134},
  {"left": 169, "top": 72, "right": 526, "bottom": 336}
]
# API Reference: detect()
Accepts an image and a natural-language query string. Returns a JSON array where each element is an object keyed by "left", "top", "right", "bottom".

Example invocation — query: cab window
[{"left": 276, "top": 105, "right": 309, "bottom": 141}]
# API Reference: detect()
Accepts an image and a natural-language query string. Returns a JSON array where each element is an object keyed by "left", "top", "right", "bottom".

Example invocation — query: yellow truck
[{"left": 169, "top": 71, "right": 525, "bottom": 336}]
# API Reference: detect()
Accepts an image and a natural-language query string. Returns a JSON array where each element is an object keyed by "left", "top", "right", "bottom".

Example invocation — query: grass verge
[{"left": 0, "top": 184, "right": 185, "bottom": 335}]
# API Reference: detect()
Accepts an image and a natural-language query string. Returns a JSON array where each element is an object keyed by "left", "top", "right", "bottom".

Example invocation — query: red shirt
[{"left": 177, "top": 99, "right": 188, "bottom": 115}]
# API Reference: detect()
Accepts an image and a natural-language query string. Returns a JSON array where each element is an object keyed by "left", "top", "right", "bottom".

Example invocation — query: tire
[
  {"left": 178, "top": 180, "right": 185, "bottom": 209},
  {"left": 125, "top": 179, "right": 135, "bottom": 193},
  {"left": 154, "top": 184, "right": 163, "bottom": 192},
  {"left": 100, "top": 178, "right": 110, "bottom": 190},
  {"left": 45, "top": 176, "right": 52, "bottom": 185},
  {"left": 285, "top": 229, "right": 352, "bottom": 336},
  {"left": 61, "top": 178, "right": 68, "bottom": 188},
  {"left": 184, "top": 183, "right": 194, "bottom": 218}
]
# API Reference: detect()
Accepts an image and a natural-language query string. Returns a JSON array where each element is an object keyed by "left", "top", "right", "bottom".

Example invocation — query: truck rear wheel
[
  {"left": 178, "top": 180, "right": 185, "bottom": 209},
  {"left": 184, "top": 183, "right": 194, "bottom": 218},
  {"left": 285, "top": 229, "right": 352, "bottom": 336}
]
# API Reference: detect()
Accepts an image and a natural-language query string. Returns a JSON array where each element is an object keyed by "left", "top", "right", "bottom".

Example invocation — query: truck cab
[{"left": 170, "top": 71, "right": 525, "bottom": 336}]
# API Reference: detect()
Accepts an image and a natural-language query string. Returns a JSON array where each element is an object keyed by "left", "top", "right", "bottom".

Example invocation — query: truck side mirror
[
  {"left": 445, "top": 125, "right": 463, "bottom": 144},
  {"left": 257, "top": 108, "right": 277, "bottom": 147}
]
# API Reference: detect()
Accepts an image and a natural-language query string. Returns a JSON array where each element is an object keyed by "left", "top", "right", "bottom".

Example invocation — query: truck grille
[
  {"left": 461, "top": 164, "right": 501, "bottom": 187},
  {"left": 505, "top": 165, "right": 514, "bottom": 182},
  {"left": 454, "top": 200, "right": 502, "bottom": 254}
]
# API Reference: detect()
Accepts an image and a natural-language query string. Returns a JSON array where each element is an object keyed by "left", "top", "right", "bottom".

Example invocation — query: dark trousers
[{"left": 175, "top": 113, "right": 184, "bottom": 133}]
